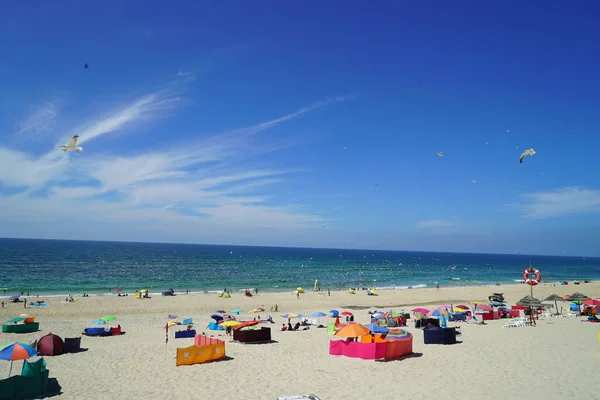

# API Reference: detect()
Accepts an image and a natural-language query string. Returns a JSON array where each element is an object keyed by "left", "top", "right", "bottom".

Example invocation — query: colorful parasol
[{"left": 0, "top": 342, "right": 37, "bottom": 376}]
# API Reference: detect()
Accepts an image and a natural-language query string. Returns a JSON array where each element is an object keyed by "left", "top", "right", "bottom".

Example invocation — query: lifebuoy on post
[{"left": 523, "top": 267, "right": 542, "bottom": 286}]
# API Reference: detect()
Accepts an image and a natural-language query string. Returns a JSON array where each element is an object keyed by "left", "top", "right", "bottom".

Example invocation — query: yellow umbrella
[
  {"left": 296, "top": 287, "right": 305, "bottom": 294},
  {"left": 249, "top": 308, "right": 262, "bottom": 313},
  {"left": 220, "top": 320, "right": 241, "bottom": 327},
  {"left": 165, "top": 321, "right": 180, "bottom": 328}
]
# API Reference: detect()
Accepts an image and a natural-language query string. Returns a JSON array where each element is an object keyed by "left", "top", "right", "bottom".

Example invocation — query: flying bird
[
  {"left": 60, "top": 135, "right": 83, "bottom": 152},
  {"left": 519, "top": 148, "right": 536, "bottom": 163},
  {"left": 437, "top": 152, "right": 444, "bottom": 157},
  {"left": 471, "top": 179, "right": 478, "bottom": 184},
  {"left": 484, "top": 141, "right": 488, "bottom": 145}
]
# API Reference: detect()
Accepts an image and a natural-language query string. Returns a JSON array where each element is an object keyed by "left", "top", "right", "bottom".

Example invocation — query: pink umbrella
[
  {"left": 411, "top": 308, "right": 430, "bottom": 314},
  {"left": 477, "top": 304, "right": 493, "bottom": 311},
  {"left": 438, "top": 305, "right": 451, "bottom": 310}
]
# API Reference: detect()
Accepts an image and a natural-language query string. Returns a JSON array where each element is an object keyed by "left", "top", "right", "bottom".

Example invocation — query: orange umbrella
[
  {"left": 335, "top": 323, "right": 370, "bottom": 338},
  {"left": 234, "top": 320, "right": 259, "bottom": 330}
]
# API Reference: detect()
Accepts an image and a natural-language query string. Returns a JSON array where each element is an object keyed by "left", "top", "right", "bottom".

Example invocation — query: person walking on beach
[
  {"left": 255, "top": 288, "right": 258, "bottom": 295},
  {"left": 328, "top": 289, "right": 331, "bottom": 296}
]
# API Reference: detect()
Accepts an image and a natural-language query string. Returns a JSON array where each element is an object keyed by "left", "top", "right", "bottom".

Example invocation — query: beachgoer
[
  {"left": 281, "top": 324, "right": 287, "bottom": 331},
  {"left": 255, "top": 288, "right": 258, "bottom": 295},
  {"left": 1, "top": 302, "right": 3, "bottom": 308},
  {"left": 296, "top": 292, "right": 300, "bottom": 299},
  {"left": 274, "top": 304, "right": 278, "bottom": 312},
  {"left": 328, "top": 289, "right": 330, "bottom": 296}
]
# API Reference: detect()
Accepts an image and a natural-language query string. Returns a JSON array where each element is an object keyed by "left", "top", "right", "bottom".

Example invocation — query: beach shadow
[
  {"left": 44, "top": 378, "right": 63, "bottom": 398},
  {"left": 234, "top": 340, "right": 279, "bottom": 345},
  {"left": 375, "top": 352, "right": 423, "bottom": 362}
]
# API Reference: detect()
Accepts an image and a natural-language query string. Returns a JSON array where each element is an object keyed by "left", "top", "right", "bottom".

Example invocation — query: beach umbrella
[
  {"left": 569, "top": 292, "right": 590, "bottom": 301},
  {"left": 220, "top": 320, "right": 241, "bottom": 328},
  {"left": 489, "top": 302, "right": 505, "bottom": 307},
  {"left": 281, "top": 313, "right": 298, "bottom": 319},
  {"left": 182, "top": 318, "right": 193, "bottom": 325},
  {"left": 249, "top": 308, "right": 262, "bottom": 314},
  {"left": 216, "top": 309, "right": 226, "bottom": 313},
  {"left": 438, "top": 305, "right": 451, "bottom": 310},
  {"left": 92, "top": 319, "right": 106, "bottom": 325},
  {"left": 99, "top": 315, "right": 117, "bottom": 322},
  {"left": 0, "top": 342, "right": 37, "bottom": 376},
  {"left": 543, "top": 294, "right": 565, "bottom": 314},
  {"left": 476, "top": 304, "right": 493, "bottom": 312},
  {"left": 372, "top": 312, "right": 384, "bottom": 319},
  {"left": 583, "top": 299, "right": 600, "bottom": 307},
  {"left": 335, "top": 323, "right": 370, "bottom": 338},
  {"left": 411, "top": 308, "right": 430, "bottom": 314},
  {"left": 385, "top": 329, "right": 412, "bottom": 341},
  {"left": 211, "top": 314, "right": 224, "bottom": 321},
  {"left": 168, "top": 314, "right": 178, "bottom": 319},
  {"left": 165, "top": 321, "right": 180, "bottom": 329},
  {"left": 231, "top": 309, "right": 242, "bottom": 315},
  {"left": 455, "top": 305, "right": 469, "bottom": 310},
  {"left": 312, "top": 312, "right": 327, "bottom": 317},
  {"left": 7, "top": 317, "right": 26, "bottom": 323},
  {"left": 234, "top": 320, "right": 259, "bottom": 330},
  {"left": 364, "top": 324, "right": 389, "bottom": 334},
  {"left": 428, "top": 309, "right": 450, "bottom": 317},
  {"left": 340, "top": 311, "right": 354, "bottom": 316},
  {"left": 517, "top": 296, "right": 542, "bottom": 306}
]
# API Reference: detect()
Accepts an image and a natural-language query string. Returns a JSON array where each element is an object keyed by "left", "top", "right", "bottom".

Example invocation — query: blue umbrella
[
  {"left": 312, "top": 312, "right": 327, "bottom": 317},
  {"left": 372, "top": 312, "right": 384, "bottom": 319},
  {"left": 231, "top": 309, "right": 242, "bottom": 314},
  {"left": 210, "top": 314, "right": 223, "bottom": 321},
  {"left": 364, "top": 324, "right": 389, "bottom": 334},
  {"left": 489, "top": 301, "right": 505, "bottom": 307},
  {"left": 92, "top": 319, "right": 106, "bottom": 325},
  {"left": 216, "top": 310, "right": 226, "bottom": 313}
]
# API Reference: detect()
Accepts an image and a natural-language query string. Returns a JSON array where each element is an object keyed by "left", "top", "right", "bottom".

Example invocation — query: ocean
[{"left": 1, "top": 238, "right": 599, "bottom": 297}]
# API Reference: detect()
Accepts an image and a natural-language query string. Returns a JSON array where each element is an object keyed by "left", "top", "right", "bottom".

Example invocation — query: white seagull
[
  {"left": 519, "top": 148, "right": 536, "bottom": 163},
  {"left": 61, "top": 135, "right": 83, "bottom": 152},
  {"left": 472, "top": 179, "right": 479, "bottom": 184},
  {"left": 437, "top": 152, "right": 444, "bottom": 157}
]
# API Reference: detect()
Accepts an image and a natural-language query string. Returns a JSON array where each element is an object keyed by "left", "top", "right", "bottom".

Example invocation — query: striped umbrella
[
  {"left": 0, "top": 342, "right": 37, "bottom": 376},
  {"left": 385, "top": 329, "right": 412, "bottom": 341}
]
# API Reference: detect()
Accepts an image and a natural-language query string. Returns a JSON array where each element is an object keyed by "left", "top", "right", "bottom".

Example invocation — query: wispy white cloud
[
  {"left": 71, "top": 92, "right": 180, "bottom": 146},
  {"left": 416, "top": 219, "right": 456, "bottom": 228},
  {"left": 512, "top": 186, "right": 600, "bottom": 218},
  {"left": 16, "top": 102, "right": 58, "bottom": 137},
  {"left": 0, "top": 86, "right": 349, "bottom": 237}
]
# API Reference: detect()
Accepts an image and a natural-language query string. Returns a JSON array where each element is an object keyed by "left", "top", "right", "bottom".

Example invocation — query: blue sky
[{"left": 1, "top": 1, "right": 600, "bottom": 256}]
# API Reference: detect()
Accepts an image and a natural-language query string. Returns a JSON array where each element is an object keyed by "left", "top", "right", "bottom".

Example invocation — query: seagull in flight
[
  {"left": 60, "top": 135, "right": 83, "bottom": 152},
  {"left": 437, "top": 152, "right": 444, "bottom": 157},
  {"left": 471, "top": 179, "right": 479, "bottom": 184},
  {"left": 519, "top": 148, "right": 536, "bottom": 163}
]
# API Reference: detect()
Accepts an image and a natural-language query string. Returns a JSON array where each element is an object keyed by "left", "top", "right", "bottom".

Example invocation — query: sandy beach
[{"left": 1, "top": 282, "right": 599, "bottom": 400}]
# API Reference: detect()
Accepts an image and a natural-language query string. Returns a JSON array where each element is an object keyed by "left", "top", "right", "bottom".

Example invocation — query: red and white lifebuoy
[{"left": 523, "top": 267, "right": 542, "bottom": 286}]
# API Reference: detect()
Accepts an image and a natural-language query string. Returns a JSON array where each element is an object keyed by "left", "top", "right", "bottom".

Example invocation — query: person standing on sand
[{"left": 328, "top": 289, "right": 331, "bottom": 296}]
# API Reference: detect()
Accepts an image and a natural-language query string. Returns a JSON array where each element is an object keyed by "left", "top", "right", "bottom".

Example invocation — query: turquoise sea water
[{"left": 1, "top": 238, "right": 599, "bottom": 296}]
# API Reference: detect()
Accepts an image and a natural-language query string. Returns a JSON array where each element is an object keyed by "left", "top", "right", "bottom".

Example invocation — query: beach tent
[{"left": 36, "top": 333, "right": 64, "bottom": 356}]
